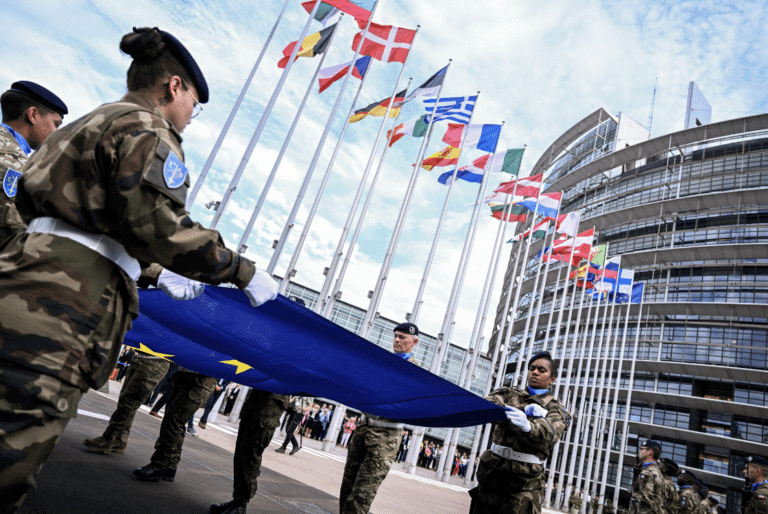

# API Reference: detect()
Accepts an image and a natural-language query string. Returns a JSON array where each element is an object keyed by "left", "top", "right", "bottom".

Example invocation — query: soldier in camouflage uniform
[
  {"left": 697, "top": 486, "right": 710, "bottom": 514},
  {"left": 339, "top": 322, "right": 421, "bottom": 514},
  {"left": 0, "top": 81, "right": 67, "bottom": 247},
  {"left": 82, "top": 348, "right": 171, "bottom": 454},
  {"left": 744, "top": 456, "right": 768, "bottom": 514},
  {"left": 469, "top": 351, "right": 570, "bottom": 514},
  {"left": 659, "top": 457, "right": 680, "bottom": 514},
  {"left": 677, "top": 470, "right": 702, "bottom": 514},
  {"left": 0, "top": 28, "right": 278, "bottom": 513},
  {"left": 629, "top": 440, "right": 665, "bottom": 514},
  {"left": 569, "top": 491, "right": 584, "bottom": 514}
]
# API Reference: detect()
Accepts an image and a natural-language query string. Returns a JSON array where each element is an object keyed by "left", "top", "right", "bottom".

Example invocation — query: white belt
[
  {"left": 26, "top": 217, "right": 141, "bottom": 281},
  {"left": 491, "top": 443, "right": 544, "bottom": 465},
  {"left": 363, "top": 415, "right": 403, "bottom": 429}
]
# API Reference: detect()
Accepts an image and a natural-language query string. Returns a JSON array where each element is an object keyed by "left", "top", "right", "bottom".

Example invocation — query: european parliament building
[{"left": 489, "top": 86, "right": 768, "bottom": 512}]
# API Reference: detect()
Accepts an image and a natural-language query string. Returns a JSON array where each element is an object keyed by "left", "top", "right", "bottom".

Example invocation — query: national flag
[
  {"left": 419, "top": 146, "right": 461, "bottom": 170},
  {"left": 595, "top": 256, "right": 621, "bottom": 293},
  {"left": 556, "top": 212, "right": 580, "bottom": 237},
  {"left": 569, "top": 262, "right": 598, "bottom": 289},
  {"left": 349, "top": 89, "right": 407, "bottom": 123},
  {"left": 589, "top": 244, "right": 607, "bottom": 269},
  {"left": 278, "top": 24, "right": 337, "bottom": 68},
  {"left": 442, "top": 123, "right": 502, "bottom": 152},
  {"left": 490, "top": 204, "right": 527, "bottom": 222},
  {"left": 631, "top": 282, "right": 644, "bottom": 303},
  {"left": 301, "top": 1, "right": 340, "bottom": 25},
  {"left": 548, "top": 228, "right": 594, "bottom": 266},
  {"left": 401, "top": 66, "right": 448, "bottom": 104},
  {"left": 615, "top": 269, "right": 635, "bottom": 303},
  {"left": 487, "top": 148, "right": 525, "bottom": 176},
  {"left": 424, "top": 95, "right": 477, "bottom": 125},
  {"left": 352, "top": 20, "right": 416, "bottom": 63},
  {"left": 386, "top": 115, "right": 429, "bottom": 146},
  {"left": 438, "top": 167, "right": 482, "bottom": 185},
  {"left": 480, "top": 190, "right": 506, "bottom": 206},
  {"left": 516, "top": 192, "right": 561, "bottom": 219},
  {"left": 495, "top": 174, "right": 543, "bottom": 197},
  {"left": 320, "top": 0, "right": 375, "bottom": 22},
  {"left": 318, "top": 55, "right": 371, "bottom": 93},
  {"left": 512, "top": 219, "right": 549, "bottom": 242}
]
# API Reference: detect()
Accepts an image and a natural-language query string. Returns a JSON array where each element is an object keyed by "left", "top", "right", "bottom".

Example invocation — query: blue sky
[{"left": 4, "top": 0, "right": 766, "bottom": 353}]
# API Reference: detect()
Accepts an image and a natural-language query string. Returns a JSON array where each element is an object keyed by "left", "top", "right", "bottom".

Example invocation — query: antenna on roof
[{"left": 647, "top": 77, "right": 658, "bottom": 137}]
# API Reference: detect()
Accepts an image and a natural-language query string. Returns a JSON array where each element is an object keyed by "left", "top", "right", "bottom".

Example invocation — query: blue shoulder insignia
[
  {"left": 3, "top": 167, "right": 22, "bottom": 198},
  {"left": 163, "top": 151, "right": 187, "bottom": 189}
]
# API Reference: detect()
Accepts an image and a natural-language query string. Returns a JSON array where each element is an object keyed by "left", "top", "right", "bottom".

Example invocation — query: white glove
[
  {"left": 505, "top": 406, "right": 532, "bottom": 432},
  {"left": 524, "top": 404, "right": 548, "bottom": 418},
  {"left": 157, "top": 268, "right": 205, "bottom": 300},
  {"left": 243, "top": 268, "right": 279, "bottom": 307}
]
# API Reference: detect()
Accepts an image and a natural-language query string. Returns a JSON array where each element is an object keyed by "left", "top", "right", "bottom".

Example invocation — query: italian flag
[{"left": 387, "top": 115, "right": 429, "bottom": 146}]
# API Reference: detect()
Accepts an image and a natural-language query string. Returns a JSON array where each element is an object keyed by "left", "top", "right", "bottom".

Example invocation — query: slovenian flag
[
  {"left": 442, "top": 123, "right": 502, "bottom": 152},
  {"left": 516, "top": 192, "right": 561, "bottom": 219},
  {"left": 318, "top": 56, "right": 371, "bottom": 93}
]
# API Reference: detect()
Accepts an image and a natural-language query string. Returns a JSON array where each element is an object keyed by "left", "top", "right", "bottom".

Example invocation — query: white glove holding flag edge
[
  {"left": 504, "top": 406, "right": 532, "bottom": 432},
  {"left": 524, "top": 404, "right": 548, "bottom": 418},
  {"left": 157, "top": 268, "right": 205, "bottom": 300},
  {"left": 243, "top": 268, "right": 279, "bottom": 307}
]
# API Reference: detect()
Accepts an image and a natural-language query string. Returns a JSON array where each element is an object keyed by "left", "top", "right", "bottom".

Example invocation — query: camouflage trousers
[
  {"left": 231, "top": 407, "right": 279, "bottom": 503},
  {"left": 150, "top": 372, "right": 214, "bottom": 468},
  {"left": 101, "top": 357, "right": 169, "bottom": 446},
  {"left": 469, "top": 456, "right": 544, "bottom": 514},
  {"left": 469, "top": 486, "right": 539, "bottom": 514},
  {"left": 0, "top": 361, "right": 82, "bottom": 514},
  {"left": 339, "top": 424, "right": 400, "bottom": 514}
]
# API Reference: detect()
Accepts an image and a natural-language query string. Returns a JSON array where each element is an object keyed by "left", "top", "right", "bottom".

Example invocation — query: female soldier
[{"left": 0, "top": 27, "right": 277, "bottom": 512}]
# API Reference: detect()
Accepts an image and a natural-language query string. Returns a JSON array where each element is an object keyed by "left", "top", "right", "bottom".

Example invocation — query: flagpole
[
  {"left": 272, "top": 5, "right": 380, "bottom": 286},
  {"left": 208, "top": 0, "right": 325, "bottom": 229},
  {"left": 322, "top": 76, "right": 414, "bottom": 317},
  {"left": 235, "top": 28, "right": 339, "bottom": 254},
  {"left": 359, "top": 61, "right": 453, "bottom": 339},
  {"left": 186, "top": 0, "right": 291, "bottom": 210},
  {"left": 316, "top": 27, "right": 421, "bottom": 314}
]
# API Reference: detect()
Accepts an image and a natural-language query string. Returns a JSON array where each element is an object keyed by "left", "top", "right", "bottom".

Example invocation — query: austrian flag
[{"left": 352, "top": 20, "right": 416, "bottom": 63}]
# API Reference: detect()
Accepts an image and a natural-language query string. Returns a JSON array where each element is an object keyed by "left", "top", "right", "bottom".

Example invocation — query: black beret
[
  {"left": 699, "top": 486, "right": 709, "bottom": 497},
  {"left": 660, "top": 457, "right": 679, "bottom": 475},
  {"left": 287, "top": 295, "right": 306, "bottom": 307},
  {"left": 640, "top": 439, "right": 661, "bottom": 450},
  {"left": 708, "top": 497, "right": 719, "bottom": 506},
  {"left": 679, "top": 469, "right": 700, "bottom": 485},
  {"left": 748, "top": 456, "right": 768, "bottom": 467},
  {"left": 10, "top": 81, "right": 68, "bottom": 115},
  {"left": 528, "top": 351, "right": 553, "bottom": 366},
  {"left": 394, "top": 322, "right": 418, "bottom": 336},
  {"left": 158, "top": 30, "right": 209, "bottom": 103}
]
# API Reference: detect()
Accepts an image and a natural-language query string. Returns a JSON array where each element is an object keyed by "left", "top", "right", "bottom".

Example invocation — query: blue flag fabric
[
  {"left": 631, "top": 282, "right": 644, "bottom": 304},
  {"left": 438, "top": 167, "right": 483, "bottom": 185},
  {"left": 125, "top": 288, "right": 506, "bottom": 428},
  {"left": 424, "top": 95, "right": 477, "bottom": 124}
]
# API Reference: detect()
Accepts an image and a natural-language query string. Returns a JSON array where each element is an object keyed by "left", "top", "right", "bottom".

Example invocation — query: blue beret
[
  {"left": 708, "top": 497, "right": 718, "bottom": 506},
  {"left": 529, "top": 351, "right": 553, "bottom": 366},
  {"left": 287, "top": 295, "right": 306, "bottom": 307},
  {"left": 10, "top": 81, "right": 68, "bottom": 116},
  {"left": 679, "top": 469, "right": 700, "bottom": 485},
  {"left": 157, "top": 30, "right": 209, "bottom": 104},
  {"left": 640, "top": 439, "right": 661, "bottom": 450},
  {"left": 394, "top": 323, "right": 418, "bottom": 336},
  {"left": 748, "top": 455, "right": 768, "bottom": 467}
]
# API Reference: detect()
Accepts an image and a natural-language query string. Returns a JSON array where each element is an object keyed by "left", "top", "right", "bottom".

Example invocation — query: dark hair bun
[{"left": 120, "top": 27, "right": 165, "bottom": 61}]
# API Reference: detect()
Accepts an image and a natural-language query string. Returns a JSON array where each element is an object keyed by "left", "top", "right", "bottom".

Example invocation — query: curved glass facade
[{"left": 490, "top": 111, "right": 768, "bottom": 513}]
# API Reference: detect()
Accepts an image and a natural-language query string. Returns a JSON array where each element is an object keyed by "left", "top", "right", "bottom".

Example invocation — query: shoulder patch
[
  {"left": 163, "top": 150, "right": 187, "bottom": 189},
  {"left": 3, "top": 167, "right": 21, "bottom": 198}
]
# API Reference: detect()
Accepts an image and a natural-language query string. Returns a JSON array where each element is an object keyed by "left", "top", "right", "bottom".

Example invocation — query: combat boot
[
  {"left": 82, "top": 436, "right": 126, "bottom": 455},
  {"left": 275, "top": 447, "right": 286, "bottom": 453},
  {"left": 289, "top": 446, "right": 301, "bottom": 455},
  {"left": 210, "top": 499, "right": 246, "bottom": 514},
  {"left": 133, "top": 462, "right": 169, "bottom": 481}
]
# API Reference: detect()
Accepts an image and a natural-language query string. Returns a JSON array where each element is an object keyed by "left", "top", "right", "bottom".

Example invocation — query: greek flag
[{"left": 424, "top": 95, "right": 477, "bottom": 125}]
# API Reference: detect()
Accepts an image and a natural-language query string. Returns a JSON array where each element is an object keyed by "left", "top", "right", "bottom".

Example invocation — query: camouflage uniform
[
  {"left": 0, "top": 125, "right": 27, "bottom": 248},
  {"left": 339, "top": 355, "right": 418, "bottom": 514},
  {"left": 591, "top": 497, "right": 601, "bottom": 514},
  {"left": 698, "top": 498, "right": 710, "bottom": 514},
  {"left": 0, "top": 93, "right": 255, "bottom": 510},
  {"left": 149, "top": 368, "right": 215, "bottom": 468},
  {"left": 677, "top": 487, "right": 699, "bottom": 514},
  {"left": 83, "top": 353, "right": 170, "bottom": 453},
  {"left": 569, "top": 493, "right": 584, "bottom": 514},
  {"left": 661, "top": 477, "right": 679, "bottom": 514},
  {"left": 605, "top": 501, "right": 616, "bottom": 514},
  {"left": 629, "top": 462, "right": 664, "bottom": 514},
  {"left": 469, "top": 386, "right": 569, "bottom": 514},
  {"left": 745, "top": 481, "right": 768, "bottom": 514},
  {"left": 231, "top": 389, "right": 289, "bottom": 504}
]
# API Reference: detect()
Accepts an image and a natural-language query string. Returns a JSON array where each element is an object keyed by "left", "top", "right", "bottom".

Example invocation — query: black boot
[
  {"left": 162, "top": 466, "right": 177, "bottom": 482},
  {"left": 210, "top": 499, "right": 246, "bottom": 514},
  {"left": 133, "top": 462, "right": 168, "bottom": 481}
]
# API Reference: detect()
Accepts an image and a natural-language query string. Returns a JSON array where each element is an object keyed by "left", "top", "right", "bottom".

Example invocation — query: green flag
[{"left": 500, "top": 148, "right": 525, "bottom": 176}]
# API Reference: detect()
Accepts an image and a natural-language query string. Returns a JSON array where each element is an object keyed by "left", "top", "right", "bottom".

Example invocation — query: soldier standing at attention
[
  {"left": 0, "top": 27, "right": 279, "bottom": 513},
  {"left": 569, "top": 491, "right": 584, "bottom": 514},
  {"left": 469, "top": 351, "right": 570, "bottom": 514},
  {"left": 659, "top": 457, "right": 680, "bottom": 514},
  {"left": 629, "top": 440, "right": 665, "bottom": 514},
  {"left": 697, "top": 486, "right": 710, "bottom": 514},
  {"left": 0, "top": 81, "right": 67, "bottom": 247},
  {"left": 743, "top": 456, "right": 768, "bottom": 514},
  {"left": 676, "top": 470, "right": 702, "bottom": 514},
  {"left": 339, "top": 322, "right": 420, "bottom": 514}
]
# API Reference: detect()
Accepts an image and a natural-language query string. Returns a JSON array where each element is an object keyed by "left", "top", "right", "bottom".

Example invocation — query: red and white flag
[
  {"left": 495, "top": 174, "right": 543, "bottom": 197},
  {"left": 556, "top": 211, "right": 580, "bottom": 237},
  {"left": 317, "top": 56, "right": 371, "bottom": 93},
  {"left": 352, "top": 20, "right": 416, "bottom": 63}
]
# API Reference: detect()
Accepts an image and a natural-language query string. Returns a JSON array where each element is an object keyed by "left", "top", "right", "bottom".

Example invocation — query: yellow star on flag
[
  {"left": 221, "top": 360, "right": 252, "bottom": 374},
  {"left": 128, "top": 343, "right": 174, "bottom": 360}
]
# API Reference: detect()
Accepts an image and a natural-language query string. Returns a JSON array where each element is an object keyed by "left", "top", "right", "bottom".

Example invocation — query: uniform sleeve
[
  {"left": 527, "top": 400, "right": 567, "bottom": 445},
  {"left": 484, "top": 387, "right": 514, "bottom": 407},
  {"left": 104, "top": 118, "right": 255, "bottom": 288}
]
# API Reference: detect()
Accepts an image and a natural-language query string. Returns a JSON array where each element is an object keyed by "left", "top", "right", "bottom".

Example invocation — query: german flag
[
  {"left": 349, "top": 89, "right": 407, "bottom": 123},
  {"left": 278, "top": 24, "right": 337, "bottom": 69}
]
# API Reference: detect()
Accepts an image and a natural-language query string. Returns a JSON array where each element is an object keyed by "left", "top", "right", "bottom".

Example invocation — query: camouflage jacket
[
  {"left": 0, "top": 93, "right": 255, "bottom": 391},
  {"left": 662, "top": 477, "right": 679, "bottom": 514},
  {"left": 745, "top": 481, "right": 768, "bottom": 514},
  {"left": 569, "top": 493, "right": 583, "bottom": 509},
  {"left": 629, "top": 462, "right": 664, "bottom": 514},
  {"left": 0, "top": 125, "right": 27, "bottom": 246},
  {"left": 241, "top": 388, "right": 289, "bottom": 430},
  {"left": 697, "top": 498, "right": 710, "bottom": 514},
  {"left": 479, "top": 386, "right": 568, "bottom": 493},
  {"left": 677, "top": 487, "right": 699, "bottom": 514}
]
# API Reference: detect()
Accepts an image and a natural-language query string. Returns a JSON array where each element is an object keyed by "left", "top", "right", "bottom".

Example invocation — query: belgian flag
[
  {"left": 349, "top": 89, "right": 407, "bottom": 123},
  {"left": 278, "top": 24, "right": 337, "bottom": 69}
]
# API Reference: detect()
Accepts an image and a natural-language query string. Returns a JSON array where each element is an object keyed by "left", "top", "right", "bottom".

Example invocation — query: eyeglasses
[{"left": 186, "top": 87, "right": 203, "bottom": 119}]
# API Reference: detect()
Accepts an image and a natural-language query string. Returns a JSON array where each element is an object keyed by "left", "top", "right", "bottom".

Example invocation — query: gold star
[
  {"left": 221, "top": 360, "right": 252, "bottom": 374},
  {"left": 127, "top": 343, "right": 174, "bottom": 360}
]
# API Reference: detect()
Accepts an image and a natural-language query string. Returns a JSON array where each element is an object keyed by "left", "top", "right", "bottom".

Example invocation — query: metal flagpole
[
  {"left": 315, "top": 27, "right": 421, "bottom": 313},
  {"left": 187, "top": 0, "right": 291, "bottom": 210},
  {"left": 235, "top": 29, "right": 339, "bottom": 254},
  {"left": 268, "top": 10, "right": 380, "bottom": 280},
  {"left": 208, "top": 0, "right": 325, "bottom": 229},
  {"left": 358, "top": 62, "right": 453, "bottom": 339}
]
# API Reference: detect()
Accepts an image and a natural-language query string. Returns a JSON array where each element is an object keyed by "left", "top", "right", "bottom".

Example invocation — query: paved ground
[{"left": 19, "top": 380, "right": 499, "bottom": 514}]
